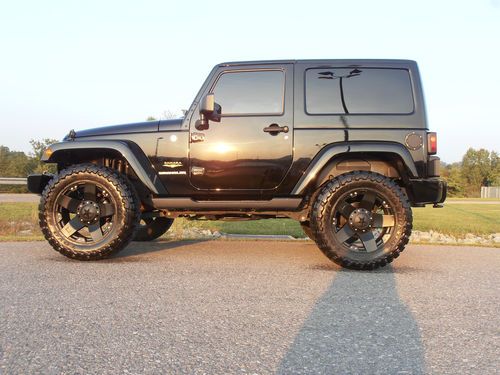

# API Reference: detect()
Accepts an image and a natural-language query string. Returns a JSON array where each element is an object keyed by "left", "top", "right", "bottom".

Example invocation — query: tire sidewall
[
  {"left": 311, "top": 172, "right": 412, "bottom": 269},
  {"left": 40, "top": 164, "right": 140, "bottom": 259}
]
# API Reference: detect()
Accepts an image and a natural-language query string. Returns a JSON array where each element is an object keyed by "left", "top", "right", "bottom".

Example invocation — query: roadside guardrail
[{"left": 0, "top": 177, "right": 27, "bottom": 185}]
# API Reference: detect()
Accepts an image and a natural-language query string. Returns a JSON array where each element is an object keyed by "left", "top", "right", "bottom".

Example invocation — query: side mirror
[
  {"left": 201, "top": 93, "right": 215, "bottom": 114},
  {"left": 197, "top": 94, "right": 221, "bottom": 130}
]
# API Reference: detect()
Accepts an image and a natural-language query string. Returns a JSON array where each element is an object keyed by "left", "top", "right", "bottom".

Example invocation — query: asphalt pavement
[{"left": 1, "top": 240, "right": 499, "bottom": 374}]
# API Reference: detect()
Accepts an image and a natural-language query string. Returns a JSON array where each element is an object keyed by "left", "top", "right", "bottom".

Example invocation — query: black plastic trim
[
  {"left": 152, "top": 198, "right": 302, "bottom": 211},
  {"left": 43, "top": 140, "right": 167, "bottom": 195},
  {"left": 27, "top": 174, "right": 54, "bottom": 195},
  {"left": 407, "top": 178, "right": 447, "bottom": 205},
  {"left": 291, "top": 141, "right": 419, "bottom": 194}
]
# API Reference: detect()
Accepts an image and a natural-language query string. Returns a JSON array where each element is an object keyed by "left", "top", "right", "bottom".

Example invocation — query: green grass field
[
  {"left": 1, "top": 201, "right": 499, "bottom": 242},
  {"left": 413, "top": 204, "right": 500, "bottom": 236}
]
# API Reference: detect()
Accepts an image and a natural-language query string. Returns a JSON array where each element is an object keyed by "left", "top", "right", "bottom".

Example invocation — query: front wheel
[
  {"left": 310, "top": 171, "right": 412, "bottom": 270},
  {"left": 39, "top": 164, "right": 141, "bottom": 260}
]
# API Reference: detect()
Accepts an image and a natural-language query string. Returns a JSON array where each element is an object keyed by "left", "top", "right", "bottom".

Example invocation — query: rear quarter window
[{"left": 305, "top": 68, "right": 414, "bottom": 115}]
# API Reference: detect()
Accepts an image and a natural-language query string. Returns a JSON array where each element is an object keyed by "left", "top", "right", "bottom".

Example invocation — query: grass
[
  {"left": 0, "top": 185, "right": 29, "bottom": 193},
  {"left": 1, "top": 201, "right": 499, "bottom": 242},
  {"left": 412, "top": 204, "right": 500, "bottom": 236},
  {"left": 447, "top": 197, "right": 500, "bottom": 201},
  {"left": 0, "top": 202, "right": 40, "bottom": 240}
]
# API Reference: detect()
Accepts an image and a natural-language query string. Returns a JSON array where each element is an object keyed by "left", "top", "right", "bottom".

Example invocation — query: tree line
[
  {"left": 0, "top": 139, "right": 58, "bottom": 177},
  {"left": 441, "top": 148, "right": 499, "bottom": 197},
  {"left": 0, "top": 140, "right": 498, "bottom": 197}
]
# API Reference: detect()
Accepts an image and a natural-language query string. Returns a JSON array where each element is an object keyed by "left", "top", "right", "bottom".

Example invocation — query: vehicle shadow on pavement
[
  {"left": 106, "top": 239, "right": 210, "bottom": 261},
  {"left": 277, "top": 266, "right": 426, "bottom": 374},
  {"left": 310, "top": 263, "right": 425, "bottom": 274}
]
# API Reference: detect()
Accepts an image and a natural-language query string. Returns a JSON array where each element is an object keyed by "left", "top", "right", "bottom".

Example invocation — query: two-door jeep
[{"left": 28, "top": 59, "right": 446, "bottom": 269}]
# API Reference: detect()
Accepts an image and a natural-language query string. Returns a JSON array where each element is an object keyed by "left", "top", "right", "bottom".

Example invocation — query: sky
[{"left": 0, "top": 0, "right": 499, "bottom": 163}]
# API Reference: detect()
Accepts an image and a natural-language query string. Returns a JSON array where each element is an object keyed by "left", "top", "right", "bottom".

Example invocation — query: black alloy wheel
[
  {"left": 39, "top": 164, "right": 140, "bottom": 260},
  {"left": 330, "top": 189, "right": 395, "bottom": 253},
  {"left": 310, "top": 171, "right": 412, "bottom": 270},
  {"left": 54, "top": 181, "right": 116, "bottom": 244}
]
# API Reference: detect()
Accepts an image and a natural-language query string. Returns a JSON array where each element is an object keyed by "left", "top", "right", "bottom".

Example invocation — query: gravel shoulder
[
  {"left": 1, "top": 241, "right": 499, "bottom": 374},
  {"left": 0, "top": 194, "right": 40, "bottom": 203}
]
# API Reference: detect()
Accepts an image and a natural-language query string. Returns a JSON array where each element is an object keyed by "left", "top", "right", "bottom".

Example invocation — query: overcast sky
[{"left": 0, "top": 0, "right": 499, "bottom": 162}]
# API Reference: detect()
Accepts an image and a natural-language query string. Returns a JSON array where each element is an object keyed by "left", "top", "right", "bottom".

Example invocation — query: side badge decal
[{"left": 162, "top": 161, "right": 183, "bottom": 169}]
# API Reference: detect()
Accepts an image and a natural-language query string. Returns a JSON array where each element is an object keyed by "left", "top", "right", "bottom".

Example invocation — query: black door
[{"left": 189, "top": 65, "right": 293, "bottom": 191}]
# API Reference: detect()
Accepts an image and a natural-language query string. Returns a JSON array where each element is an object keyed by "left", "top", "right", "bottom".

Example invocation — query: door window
[{"left": 212, "top": 70, "right": 285, "bottom": 116}]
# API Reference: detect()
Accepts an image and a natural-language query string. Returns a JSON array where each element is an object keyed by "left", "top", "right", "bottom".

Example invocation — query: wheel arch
[
  {"left": 43, "top": 140, "right": 167, "bottom": 195},
  {"left": 291, "top": 142, "right": 418, "bottom": 195}
]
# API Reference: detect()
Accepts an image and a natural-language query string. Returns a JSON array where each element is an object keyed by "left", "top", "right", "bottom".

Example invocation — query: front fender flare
[
  {"left": 43, "top": 140, "right": 167, "bottom": 195},
  {"left": 291, "top": 142, "right": 418, "bottom": 195}
]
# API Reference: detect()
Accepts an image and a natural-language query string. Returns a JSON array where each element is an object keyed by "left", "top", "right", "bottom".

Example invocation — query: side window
[
  {"left": 212, "top": 70, "right": 285, "bottom": 115},
  {"left": 305, "top": 68, "right": 414, "bottom": 115}
]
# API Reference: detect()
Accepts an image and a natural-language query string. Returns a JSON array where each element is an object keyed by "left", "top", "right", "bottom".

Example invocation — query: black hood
[{"left": 72, "top": 118, "right": 183, "bottom": 138}]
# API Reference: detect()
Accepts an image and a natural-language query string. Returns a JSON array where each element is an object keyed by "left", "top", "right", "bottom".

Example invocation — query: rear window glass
[{"left": 305, "top": 68, "right": 414, "bottom": 115}]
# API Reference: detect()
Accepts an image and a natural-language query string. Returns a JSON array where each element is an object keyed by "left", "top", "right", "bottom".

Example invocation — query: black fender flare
[
  {"left": 43, "top": 140, "right": 167, "bottom": 195},
  {"left": 291, "top": 142, "right": 418, "bottom": 195}
]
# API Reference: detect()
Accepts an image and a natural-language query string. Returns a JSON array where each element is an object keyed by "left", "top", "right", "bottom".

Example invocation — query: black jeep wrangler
[{"left": 28, "top": 59, "right": 446, "bottom": 270}]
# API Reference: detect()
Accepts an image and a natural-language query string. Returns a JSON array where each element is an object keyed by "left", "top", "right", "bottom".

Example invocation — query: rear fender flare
[{"left": 291, "top": 142, "right": 418, "bottom": 195}]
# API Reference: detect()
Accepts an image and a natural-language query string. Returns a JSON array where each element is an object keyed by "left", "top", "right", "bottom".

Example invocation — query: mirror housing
[
  {"left": 201, "top": 93, "right": 215, "bottom": 114},
  {"left": 197, "top": 94, "right": 221, "bottom": 130}
]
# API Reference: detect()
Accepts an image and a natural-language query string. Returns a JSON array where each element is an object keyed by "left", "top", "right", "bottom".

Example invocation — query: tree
[
  {"left": 161, "top": 110, "right": 179, "bottom": 119},
  {"left": 0, "top": 146, "right": 32, "bottom": 177},
  {"left": 29, "top": 138, "right": 58, "bottom": 174},
  {"left": 441, "top": 162, "right": 466, "bottom": 197},
  {"left": 146, "top": 110, "right": 181, "bottom": 122},
  {"left": 461, "top": 148, "right": 499, "bottom": 196},
  {"left": 490, "top": 151, "right": 500, "bottom": 185}
]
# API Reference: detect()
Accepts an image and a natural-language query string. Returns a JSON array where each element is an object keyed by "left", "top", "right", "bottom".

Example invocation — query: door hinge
[
  {"left": 191, "top": 132, "right": 205, "bottom": 143},
  {"left": 191, "top": 166, "right": 205, "bottom": 176}
]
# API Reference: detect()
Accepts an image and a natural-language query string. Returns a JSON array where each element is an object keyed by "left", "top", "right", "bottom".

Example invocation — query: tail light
[{"left": 427, "top": 132, "right": 437, "bottom": 155}]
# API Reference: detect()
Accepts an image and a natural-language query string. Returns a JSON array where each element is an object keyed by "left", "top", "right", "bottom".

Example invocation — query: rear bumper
[
  {"left": 27, "top": 174, "right": 54, "bottom": 194},
  {"left": 407, "top": 178, "right": 447, "bottom": 205}
]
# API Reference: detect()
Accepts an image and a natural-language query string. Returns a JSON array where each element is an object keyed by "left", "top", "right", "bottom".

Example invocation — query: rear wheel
[
  {"left": 39, "top": 164, "right": 140, "bottom": 260},
  {"left": 310, "top": 171, "right": 412, "bottom": 270},
  {"left": 134, "top": 217, "right": 174, "bottom": 241}
]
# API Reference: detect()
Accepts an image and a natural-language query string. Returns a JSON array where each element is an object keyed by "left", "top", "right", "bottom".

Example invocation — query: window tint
[
  {"left": 305, "top": 68, "right": 414, "bottom": 115},
  {"left": 213, "top": 70, "right": 285, "bottom": 115}
]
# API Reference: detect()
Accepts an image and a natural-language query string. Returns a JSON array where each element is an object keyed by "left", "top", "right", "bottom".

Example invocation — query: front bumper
[
  {"left": 407, "top": 178, "right": 447, "bottom": 206},
  {"left": 27, "top": 174, "right": 54, "bottom": 195}
]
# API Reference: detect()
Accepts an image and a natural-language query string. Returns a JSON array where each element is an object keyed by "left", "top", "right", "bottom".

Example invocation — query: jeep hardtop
[{"left": 28, "top": 59, "right": 446, "bottom": 269}]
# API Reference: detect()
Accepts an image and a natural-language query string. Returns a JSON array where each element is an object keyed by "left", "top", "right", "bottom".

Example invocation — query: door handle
[{"left": 263, "top": 124, "right": 289, "bottom": 135}]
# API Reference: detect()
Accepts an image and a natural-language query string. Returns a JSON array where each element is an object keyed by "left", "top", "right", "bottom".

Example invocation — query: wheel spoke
[
  {"left": 88, "top": 223, "right": 103, "bottom": 242},
  {"left": 359, "top": 191, "right": 377, "bottom": 211},
  {"left": 99, "top": 203, "right": 115, "bottom": 218},
  {"left": 83, "top": 183, "right": 97, "bottom": 201},
  {"left": 372, "top": 213, "right": 395, "bottom": 228},
  {"left": 335, "top": 225, "right": 356, "bottom": 243},
  {"left": 338, "top": 201, "right": 356, "bottom": 219},
  {"left": 60, "top": 217, "right": 85, "bottom": 238},
  {"left": 57, "top": 195, "right": 81, "bottom": 213},
  {"left": 358, "top": 231, "right": 378, "bottom": 252}
]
